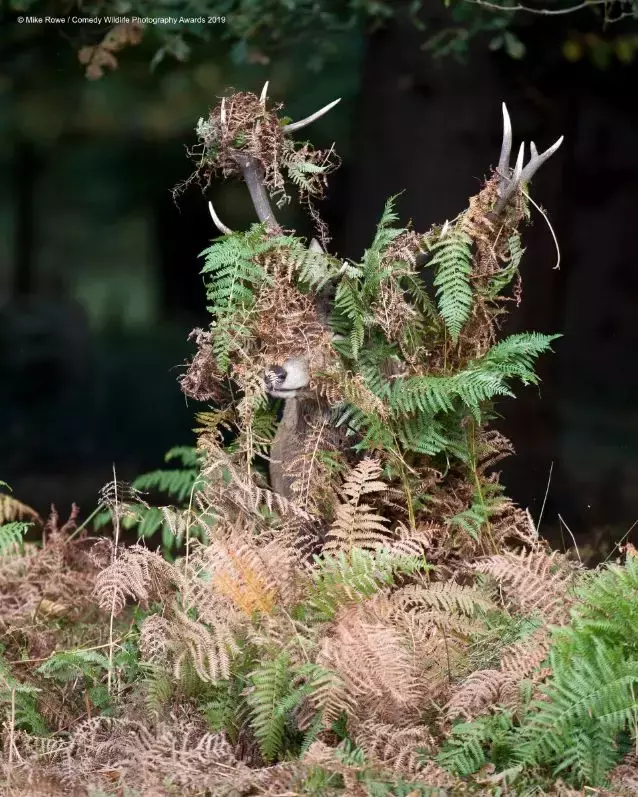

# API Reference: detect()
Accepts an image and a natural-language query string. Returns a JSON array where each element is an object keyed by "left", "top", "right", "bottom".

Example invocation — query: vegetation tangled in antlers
[{"left": 4, "top": 87, "right": 638, "bottom": 797}]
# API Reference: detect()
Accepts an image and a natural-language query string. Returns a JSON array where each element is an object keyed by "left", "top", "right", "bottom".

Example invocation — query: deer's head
[{"left": 204, "top": 83, "right": 343, "bottom": 402}]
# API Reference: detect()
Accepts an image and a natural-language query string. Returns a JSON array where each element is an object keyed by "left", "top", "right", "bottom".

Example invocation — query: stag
[
  {"left": 206, "top": 83, "right": 343, "bottom": 500},
  {"left": 206, "top": 88, "right": 563, "bottom": 502}
]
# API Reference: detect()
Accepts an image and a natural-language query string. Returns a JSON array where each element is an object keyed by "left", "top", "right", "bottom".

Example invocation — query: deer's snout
[
  {"left": 264, "top": 365, "right": 287, "bottom": 391},
  {"left": 264, "top": 357, "right": 310, "bottom": 398}
]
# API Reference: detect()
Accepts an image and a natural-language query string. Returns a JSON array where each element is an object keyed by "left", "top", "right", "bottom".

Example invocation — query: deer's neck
[{"left": 270, "top": 397, "right": 309, "bottom": 499}]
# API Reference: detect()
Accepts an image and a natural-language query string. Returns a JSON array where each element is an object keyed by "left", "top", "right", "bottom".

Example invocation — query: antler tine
[
  {"left": 519, "top": 135, "right": 564, "bottom": 186},
  {"left": 493, "top": 141, "right": 525, "bottom": 215},
  {"left": 283, "top": 97, "right": 342, "bottom": 133},
  {"left": 493, "top": 101, "right": 564, "bottom": 216},
  {"left": 494, "top": 141, "right": 525, "bottom": 215},
  {"left": 208, "top": 200, "right": 233, "bottom": 235},
  {"left": 259, "top": 81, "right": 269, "bottom": 106},
  {"left": 512, "top": 141, "right": 525, "bottom": 184},
  {"left": 498, "top": 102, "right": 512, "bottom": 189}
]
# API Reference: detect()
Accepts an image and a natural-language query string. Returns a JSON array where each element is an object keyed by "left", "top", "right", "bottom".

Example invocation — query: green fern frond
[
  {"left": 552, "top": 719, "right": 620, "bottom": 787},
  {"left": 164, "top": 446, "right": 201, "bottom": 468},
  {"left": 448, "top": 503, "right": 489, "bottom": 542},
  {"left": 395, "top": 414, "right": 450, "bottom": 456},
  {"left": 438, "top": 711, "right": 517, "bottom": 777},
  {"left": 133, "top": 466, "right": 202, "bottom": 505},
  {"left": 37, "top": 649, "right": 111, "bottom": 681},
  {"left": 286, "top": 159, "right": 328, "bottom": 192},
  {"left": 142, "top": 664, "right": 173, "bottom": 715},
  {"left": 306, "top": 548, "right": 422, "bottom": 621},
  {"left": 0, "top": 521, "right": 29, "bottom": 555},
  {"left": 0, "top": 680, "right": 47, "bottom": 735},
  {"left": 334, "top": 277, "right": 368, "bottom": 360},
  {"left": 247, "top": 651, "right": 294, "bottom": 762},
  {"left": 481, "top": 333, "right": 561, "bottom": 385},
  {"left": 520, "top": 640, "right": 638, "bottom": 784},
  {"left": 429, "top": 228, "right": 473, "bottom": 342},
  {"left": 361, "top": 195, "right": 405, "bottom": 279}
]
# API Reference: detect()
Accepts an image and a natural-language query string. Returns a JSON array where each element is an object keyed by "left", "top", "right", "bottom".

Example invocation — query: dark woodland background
[{"left": 1, "top": 3, "right": 637, "bottom": 553}]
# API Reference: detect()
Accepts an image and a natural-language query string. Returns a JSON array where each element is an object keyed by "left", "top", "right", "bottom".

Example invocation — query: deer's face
[{"left": 264, "top": 356, "right": 310, "bottom": 399}]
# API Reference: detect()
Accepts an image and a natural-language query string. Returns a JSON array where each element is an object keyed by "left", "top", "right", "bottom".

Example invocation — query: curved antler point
[
  {"left": 208, "top": 200, "right": 233, "bottom": 235},
  {"left": 283, "top": 97, "right": 342, "bottom": 133}
]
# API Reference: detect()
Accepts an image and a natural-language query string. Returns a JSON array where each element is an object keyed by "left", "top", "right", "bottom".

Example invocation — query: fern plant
[
  {"left": 94, "top": 446, "right": 208, "bottom": 553},
  {"left": 434, "top": 553, "right": 638, "bottom": 790},
  {"left": 429, "top": 227, "right": 474, "bottom": 344}
]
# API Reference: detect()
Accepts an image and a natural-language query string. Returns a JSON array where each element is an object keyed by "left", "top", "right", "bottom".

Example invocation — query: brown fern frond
[
  {"left": 184, "top": 529, "right": 303, "bottom": 617},
  {"left": 248, "top": 760, "right": 310, "bottom": 795},
  {"left": 609, "top": 753, "right": 638, "bottom": 796},
  {"left": 391, "top": 582, "right": 496, "bottom": 619},
  {"left": 445, "top": 668, "right": 520, "bottom": 721},
  {"left": 286, "top": 412, "right": 345, "bottom": 518},
  {"left": 180, "top": 328, "right": 230, "bottom": 403},
  {"left": 305, "top": 667, "right": 359, "bottom": 729},
  {"left": 317, "top": 607, "right": 423, "bottom": 725},
  {"left": 140, "top": 614, "right": 173, "bottom": 665},
  {"left": 302, "top": 738, "right": 366, "bottom": 777},
  {"left": 324, "top": 458, "right": 393, "bottom": 553},
  {"left": 194, "top": 407, "right": 235, "bottom": 442},
  {"left": 340, "top": 372, "right": 389, "bottom": 419},
  {"left": 0, "top": 493, "right": 40, "bottom": 524},
  {"left": 475, "top": 429, "right": 515, "bottom": 474},
  {"left": 171, "top": 606, "right": 239, "bottom": 683},
  {"left": 353, "top": 719, "right": 435, "bottom": 776},
  {"left": 499, "top": 627, "right": 551, "bottom": 679},
  {"left": 198, "top": 434, "right": 315, "bottom": 528},
  {"left": 0, "top": 509, "right": 97, "bottom": 634},
  {"left": 99, "top": 478, "right": 145, "bottom": 512},
  {"left": 474, "top": 547, "right": 576, "bottom": 623},
  {"left": 94, "top": 545, "right": 177, "bottom": 615},
  {"left": 446, "top": 626, "right": 552, "bottom": 722},
  {"left": 61, "top": 715, "right": 250, "bottom": 793},
  {"left": 371, "top": 283, "right": 420, "bottom": 344},
  {"left": 214, "top": 552, "right": 277, "bottom": 615}
]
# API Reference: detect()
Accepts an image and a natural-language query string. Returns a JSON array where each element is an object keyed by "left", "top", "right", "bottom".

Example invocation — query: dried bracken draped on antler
[{"left": 189, "top": 83, "right": 340, "bottom": 234}]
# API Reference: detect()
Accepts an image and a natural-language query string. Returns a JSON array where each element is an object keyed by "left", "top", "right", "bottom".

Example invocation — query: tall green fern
[
  {"left": 429, "top": 228, "right": 473, "bottom": 343},
  {"left": 247, "top": 651, "right": 295, "bottom": 762}
]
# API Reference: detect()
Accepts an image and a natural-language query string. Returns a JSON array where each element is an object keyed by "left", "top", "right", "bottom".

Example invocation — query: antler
[
  {"left": 493, "top": 103, "right": 564, "bottom": 216},
  {"left": 208, "top": 84, "right": 340, "bottom": 234},
  {"left": 282, "top": 97, "right": 342, "bottom": 133}
]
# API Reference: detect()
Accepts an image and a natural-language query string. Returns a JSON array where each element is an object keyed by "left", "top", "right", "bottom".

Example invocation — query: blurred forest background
[{"left": 1, "top": 0, "right": 638, "bottom": 553}]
